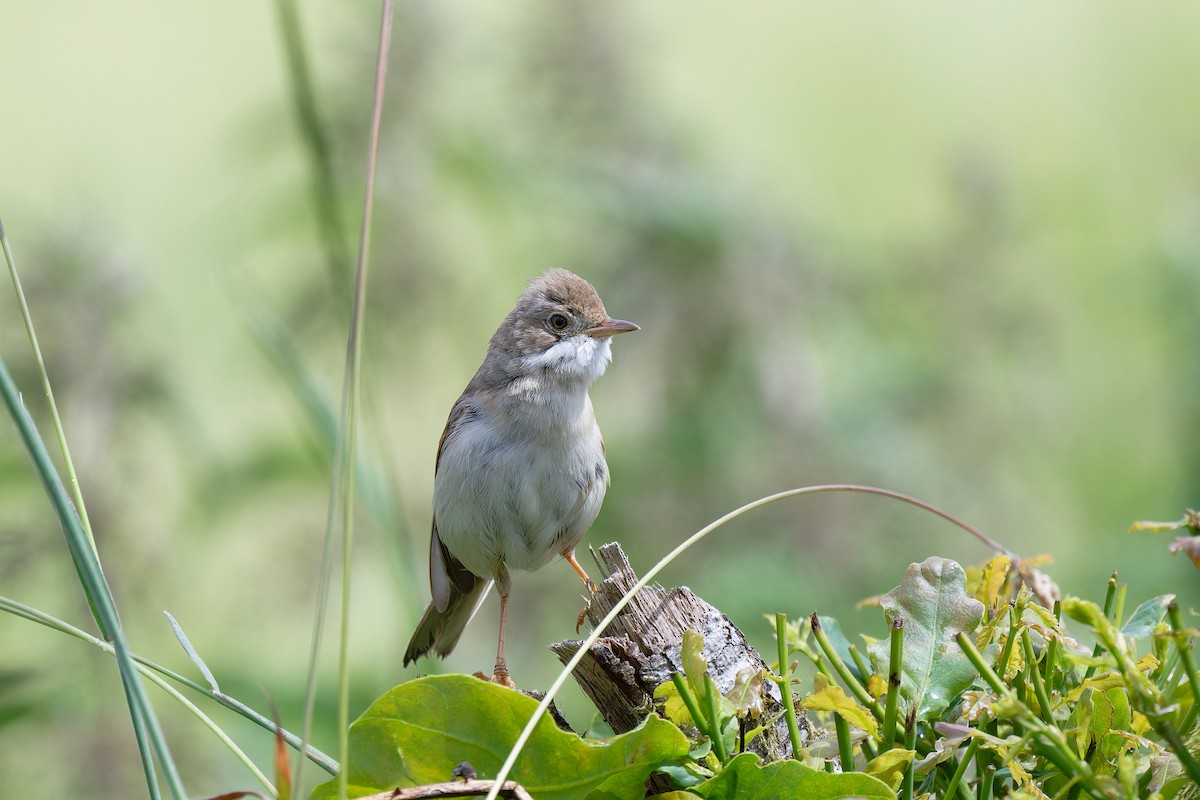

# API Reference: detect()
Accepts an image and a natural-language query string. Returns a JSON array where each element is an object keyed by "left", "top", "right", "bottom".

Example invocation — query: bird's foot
[
  {"left": 474, "top": 662, "right": 516, "bottom": 689},
  {"left": 576, "top": 595, "right": 592, "bottom": 634}
]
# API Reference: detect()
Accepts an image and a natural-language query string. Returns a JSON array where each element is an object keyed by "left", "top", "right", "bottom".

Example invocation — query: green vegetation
[{"left": 2, "top": 2, "right": 1199, "bottom": 797}]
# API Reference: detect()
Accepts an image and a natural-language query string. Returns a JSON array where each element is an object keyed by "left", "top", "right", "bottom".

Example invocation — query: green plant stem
[
  {"left": 775, "top": 613, "right": 805, "bottom": 759},
  {"left": 1111, "top": 582, "right": 1127, "bottom": 632},
  {"left": 978, "top": 764, "right": 995, "bottom": 800},
  {"left": 812, "top": 613, "right": 883, "bottom": 718},
  {"left": 882, "top": 617, "right": 903, "bottom": 749},
  {"left": 671, "top": 672, "right": 712, "bottom": 743},
  {"left": 1042, "top": 601, "right": 1062, "bottom": 694},
  {"left": 0, "top": 356, "right": 184, "bottom": 800},
  {"left": 834, "top": 712, "right": 854, "bottom": 771},
  {"left": 0, "top": 595, "right": 338, "bottom": 775},
  {"left": 848, "top": 644, "right": 871, "bottom": 683},
  {"left": 1153, "top": 718, "right": 1200, "bottom": 786},
  {"left": 995, "top": 608, "right": 1019, "bottom": 681},
  {"left": 900, "top": 712, "right": 917, "bottom": 800},
  {"left": 1021, "top": 630, "right": 1053, "bottom": 722},
  {"left": 330, "top": 4, "right": 393, "bottom": 799},
  {"left": 957, "top": 633, "right": 1007, "bottom": 695},
  {"left": 943, "top": 736, "right": 980, "bottom": 800},
  {"left": 1167, "top": 602, "right": 1200, "bottom": 735},
  {"left": 1084, "top": 572, "right": 1119, "bottom": 680},
  {"left": 703, "top": 674, "right": 731, "bottom": 764}
]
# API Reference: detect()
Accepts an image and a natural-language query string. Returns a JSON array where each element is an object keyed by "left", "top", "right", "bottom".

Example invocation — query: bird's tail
[{"left": 403, "top": 577, "right": 493, "bottom": 666}]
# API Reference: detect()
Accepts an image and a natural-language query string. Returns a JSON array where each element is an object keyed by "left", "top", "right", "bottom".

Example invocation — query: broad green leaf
[
  {"left": 800, "top": 673, "right": 879, "bottom": 738},
  {"left": 686, "top": 752, "right": 895, "bottom": 800},
  {"left": 867, "top": 557, "right": 985, "bottom": 720},
  {"left": 864, "top": 748, "right": 915, "bottom": 791},
  {"left": 1119, "top": 595, "right": 1174, "bottom": 639},
  {"left": 309, "top": 675, "right": 690, "bottom": 800}
]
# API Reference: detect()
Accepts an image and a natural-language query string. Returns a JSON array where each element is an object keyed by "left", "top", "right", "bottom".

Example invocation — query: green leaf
[
  {"left": 682, "top": 629, "right": 709, "bottom": 702},
  {"left": 656, "top": 679, "right": 697, "bottom": 728},
  {"left": 864, "top": 748, "right": 915, "bottom": 792},
  {"left": 867, "top": 557, "right": 985, "bottom": 721},
  {"left": 800, "top": 673, "right": 879, "bottom": 738},
  {"left": 308, "top": 675, "right": 690, "bottom": 800},
  {"left": 685, "top": 752, "right": 895, "bottom": 800},
  {"left": 1119, "top": 594, "right": 1174, "bottom": 639}
]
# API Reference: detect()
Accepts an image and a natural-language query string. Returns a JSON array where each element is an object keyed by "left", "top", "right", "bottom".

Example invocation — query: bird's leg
[
  {"left": 565, "top": 550, "right": 598, "bottom": 594},
  {"left": 564, "top": 550, "right": 598, "bottom": 633},
  {"left": 490, "top": 566, "right": 516, "bottom": 688}
]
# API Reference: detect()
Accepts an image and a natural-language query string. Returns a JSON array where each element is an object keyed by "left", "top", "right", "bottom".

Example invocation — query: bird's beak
[{"left": 585, "top": 318, "right": 640, "bottom": 338}]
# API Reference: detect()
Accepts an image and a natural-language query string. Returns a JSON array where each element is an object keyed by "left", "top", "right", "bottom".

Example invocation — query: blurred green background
[{"left": 2, "top": 1, "right": 1198, "bottom": 796}]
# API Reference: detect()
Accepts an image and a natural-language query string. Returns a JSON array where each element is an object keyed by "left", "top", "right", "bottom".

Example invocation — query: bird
[{"left": 402, "top": 268, "right": 638, "bottom": 685}]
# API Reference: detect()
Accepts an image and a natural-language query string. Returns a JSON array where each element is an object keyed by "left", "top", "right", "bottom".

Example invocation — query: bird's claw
[
  {"left": 474, "top": 664, "right": 517, "bottom": 689},
  {"left": 576, "top": 596, "right": 592, "bottom": 633}
]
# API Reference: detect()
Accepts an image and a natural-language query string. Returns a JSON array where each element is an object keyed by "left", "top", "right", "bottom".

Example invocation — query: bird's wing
[
  {"left": 429, "top": 518, "right": 477, "bottom": 612},
  {"left": 429, "top": 394, "right": 481, "bottom": 612}
]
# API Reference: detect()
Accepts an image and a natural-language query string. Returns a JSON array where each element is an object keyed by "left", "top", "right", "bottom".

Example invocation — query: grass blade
[{"left": 0, "top": 354, "right": 185, "bottom": 799}]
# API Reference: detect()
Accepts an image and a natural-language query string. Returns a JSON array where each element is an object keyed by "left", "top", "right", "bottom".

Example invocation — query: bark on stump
[{"left": 549, "top": 542, "right": 807, "bottom": 764}]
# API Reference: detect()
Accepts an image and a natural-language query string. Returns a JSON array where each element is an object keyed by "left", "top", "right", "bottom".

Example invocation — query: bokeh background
[{"left": 2, "top": 2, "right": 1198, "bottom": 796}]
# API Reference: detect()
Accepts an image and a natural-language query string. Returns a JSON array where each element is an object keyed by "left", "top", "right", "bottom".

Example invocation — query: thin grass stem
[
  {"left": 0, "top": 356, "right": 184, "bottom": 799},
  {"left": 333, "top": 6, "right": 393, "bottom": 798},
  {"left": 0, "top": 218, "right": 98, "bottom": 562},
  {"left": 0, "top": 595, "right": 337, "bottom": 774}
]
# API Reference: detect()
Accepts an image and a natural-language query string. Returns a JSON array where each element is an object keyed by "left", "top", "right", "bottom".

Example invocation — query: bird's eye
[{"left": 548, "top": 313, "right": 570, "bottom": 331}]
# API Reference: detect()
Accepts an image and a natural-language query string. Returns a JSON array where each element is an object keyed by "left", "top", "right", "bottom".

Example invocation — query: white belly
[{"left": 433, "top": 404, "right": 607, "bottom": 580}]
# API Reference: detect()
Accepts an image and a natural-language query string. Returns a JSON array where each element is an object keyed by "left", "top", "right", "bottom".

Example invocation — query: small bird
[{"left": 403, "top": 269, "right": 638, "bottom": 685}]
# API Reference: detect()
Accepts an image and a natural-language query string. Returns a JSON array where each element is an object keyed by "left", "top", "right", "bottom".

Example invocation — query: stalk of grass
[
  {"left": 1, "top": 595, "right": 338, "bottom": 777},
  {"left": 881, "top": 617, "right": 904, "bottom": 750},
  {"left": 485, "top": 484, "right": 1016, "bottom": 800},
  {"left": 774, "top": 612, "right": 805, "bottom": 759},
  {"left": 0, "top": 355, "right": 184, "bottom": 799},
  {"left": 1, "top": 217, "right": 104, "bottom": 632},
  {"left": 325, "top": 4, "right": 393, "bottom": 799}
]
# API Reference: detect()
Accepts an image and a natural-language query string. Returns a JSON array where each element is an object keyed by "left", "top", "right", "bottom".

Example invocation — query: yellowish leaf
[{"left": 801, "top": 673, "right": 880, "bottom": 738}]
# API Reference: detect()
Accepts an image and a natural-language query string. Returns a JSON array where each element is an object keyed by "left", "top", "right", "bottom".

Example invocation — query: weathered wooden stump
[{"left": 549, "top": 542, "right": 807, "bottom": 763}]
